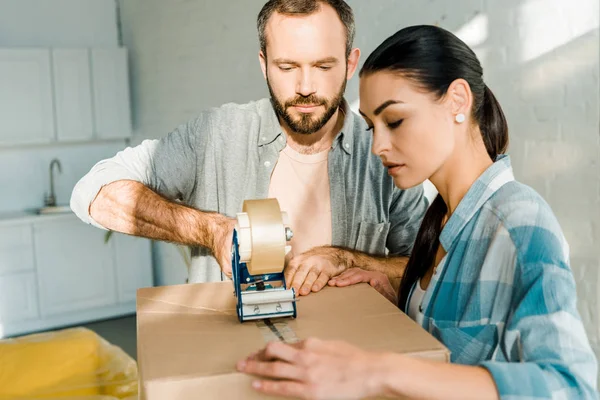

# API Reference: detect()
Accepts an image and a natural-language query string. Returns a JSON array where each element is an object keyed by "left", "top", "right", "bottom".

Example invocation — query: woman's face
[{"left": 359, "top": 71, "right": 457, "bottom": 189}]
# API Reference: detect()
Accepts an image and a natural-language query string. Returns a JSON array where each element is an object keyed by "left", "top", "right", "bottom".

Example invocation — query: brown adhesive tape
[{"left": 243, "top": 198, "right": 286, "bottom": 275}]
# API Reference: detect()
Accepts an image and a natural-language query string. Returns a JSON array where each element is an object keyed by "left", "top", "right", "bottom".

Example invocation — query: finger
[
  {"left": 331, "top": 271, "right": 367, "bottom": 287},
  {"left": 386, "top": 291, "right": 398, "bottom": 304},
  {"left": 284, "top": 257, "right": 301, "bottom": 289},
  {"left": 312, "top": 272, "right": 330, "bottom": 292},
  {"left": 328, "top": 268, "right": 358, "bottom": 284},
  {"left": 222, "top": 258, "right": 233, "bottom": 278},
  {"left": 252, "top": 380, "right": 307, "bottom": 399},
  {"left": 368, "top": 278, "right": 396, "bottom": 303},
  {"left": 370, "top": 278, "right": 389, "bottom": 294},
  {"left": 299, "top": 269, "right": 319, "bottom": 296},
  {"left": 238, "top": 360, "right": 306, "bottom": 382},
  {"left": 290, "top": 263, "right": 312, "bottom": 294}
]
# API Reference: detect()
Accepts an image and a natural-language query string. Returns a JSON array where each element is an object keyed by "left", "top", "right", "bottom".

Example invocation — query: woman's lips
[{"left": 385, "top": 163, "right": 406, "bottom": 175}]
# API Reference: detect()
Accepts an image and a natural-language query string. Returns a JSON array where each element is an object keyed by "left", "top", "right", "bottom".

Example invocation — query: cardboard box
[{"left": 137, "top": 282, "right": 449, "bottom": 399}]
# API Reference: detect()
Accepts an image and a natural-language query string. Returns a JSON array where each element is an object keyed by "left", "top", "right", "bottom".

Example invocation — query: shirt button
[
  {"left": 264, "top": 161, "right": 271, "bottom": 167},
  {"left": 261, "top": 136, "right": 267, "bottom": 141},
  {"left": 344, "top": 143, "right": 350, "bottom": 149}
]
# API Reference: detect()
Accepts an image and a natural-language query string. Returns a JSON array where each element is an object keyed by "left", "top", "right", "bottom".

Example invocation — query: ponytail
[
  {"left": 480, "top": 85, "right": 509, "bottom": 160},
  {"left": 398, "top": 195, "right": 447, "bottom": 311}
]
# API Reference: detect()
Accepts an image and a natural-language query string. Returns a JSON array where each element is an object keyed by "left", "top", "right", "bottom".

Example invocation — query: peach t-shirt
[{"left": 268, "top": 144, "right": 332, "bottom": 259}]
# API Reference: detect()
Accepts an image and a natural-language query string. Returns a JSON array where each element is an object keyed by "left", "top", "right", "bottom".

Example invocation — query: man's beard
[{"left": 268, "top": 76, "right": 347, "bottom": 135}]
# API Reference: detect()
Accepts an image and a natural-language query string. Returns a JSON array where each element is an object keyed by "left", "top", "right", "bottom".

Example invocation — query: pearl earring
[{"left": 455, "top": 113, "right": 465, "bottom": 123}]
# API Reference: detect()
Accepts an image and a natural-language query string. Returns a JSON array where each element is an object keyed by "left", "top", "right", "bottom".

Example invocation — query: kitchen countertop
[{"left": 0, "top": 208, "right": 76, "bottom": 225}]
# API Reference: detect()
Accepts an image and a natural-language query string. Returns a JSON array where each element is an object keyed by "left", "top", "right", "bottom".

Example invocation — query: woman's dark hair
[{"left": 360, "top": 25, "right": 509, "bottom": 312}]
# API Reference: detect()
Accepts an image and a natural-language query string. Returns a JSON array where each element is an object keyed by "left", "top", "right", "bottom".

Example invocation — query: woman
[{"left": 236, "top": 25, "right": 598, "bottom": 399}]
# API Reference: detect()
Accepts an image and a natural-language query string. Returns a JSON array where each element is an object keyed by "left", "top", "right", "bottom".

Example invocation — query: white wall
[
  {"left": 118, "top": 0, "right": 268, "bottom": 140},
  {"left": 0, "top": 0, "right": 118, "bottom": 47},
  {"left": 0, "top": 0, "right": 125, "bottom": 214},
  {"left": 0, "top": 142, "right": 127, "bottom": 213},
  {"left": 118, "top": 0, "right": 600, "bottom": 368}
]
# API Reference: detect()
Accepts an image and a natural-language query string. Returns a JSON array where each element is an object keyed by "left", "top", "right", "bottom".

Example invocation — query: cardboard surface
[{"left": 137, "top": 282, "right": 449, "bottom": 399}]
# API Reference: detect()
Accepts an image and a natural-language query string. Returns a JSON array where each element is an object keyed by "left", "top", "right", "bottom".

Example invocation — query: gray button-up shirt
[{"left": 71, "top": 98, "right": 428, "bottom": 283}]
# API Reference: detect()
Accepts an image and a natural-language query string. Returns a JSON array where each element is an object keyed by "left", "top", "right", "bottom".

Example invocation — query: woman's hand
[
  {"left": 328, "top": 268, "right": 397, "bottom": 304},
  {"left": 236, "top": 338, "right": 384, "bottom": 400}
]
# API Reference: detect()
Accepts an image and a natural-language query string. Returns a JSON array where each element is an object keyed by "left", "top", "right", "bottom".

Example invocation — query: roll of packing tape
[{"left": 243, "top": 198, "right": 286, "bottom": 275}]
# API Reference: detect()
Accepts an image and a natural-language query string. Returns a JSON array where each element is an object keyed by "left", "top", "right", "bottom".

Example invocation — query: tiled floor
[{"left": 83, "top": 315, "right": 137, "bottom": 360}]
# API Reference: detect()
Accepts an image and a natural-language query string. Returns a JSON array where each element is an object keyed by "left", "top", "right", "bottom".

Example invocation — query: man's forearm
[
  {"left": 89, "top": 180, "right": 228, "bottom": 249},
  {"left": 331, "top": 247, "right": 408, "bottom": 279}
]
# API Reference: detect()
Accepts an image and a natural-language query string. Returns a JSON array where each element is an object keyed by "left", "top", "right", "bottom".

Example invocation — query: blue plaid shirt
[{"left": 412, "top": 155, "right": 598, "bottom": 399}]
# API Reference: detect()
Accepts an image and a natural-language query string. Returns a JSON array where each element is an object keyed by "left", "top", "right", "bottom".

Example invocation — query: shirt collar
[
  {"left": 257, "top": 98, "right": 283, "bottom": 146},
  {"left": 258, "top": 97, "right": 356, "bottom": 154},
  {"left": 331, "top": 99, "right": 355, "bottom": 155},
  {"left": 439, "top": 154, "right": 515, "bottom": 251}
]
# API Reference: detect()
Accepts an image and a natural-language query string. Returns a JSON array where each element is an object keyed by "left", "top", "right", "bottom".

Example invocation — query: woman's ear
[{"left": 446, "top": 78, "right": 473, "bottom": 118}]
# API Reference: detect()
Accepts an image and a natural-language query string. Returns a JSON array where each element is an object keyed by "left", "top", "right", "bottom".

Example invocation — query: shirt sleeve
[
  {"left": 70, "top": 116, "right": 203, "bottom": 229},
  {"left": 480, "top": 225, "right": 598, "bottom": 399},
  {"left": 385, "top": 184, "right": 429, "bottom": 257}
]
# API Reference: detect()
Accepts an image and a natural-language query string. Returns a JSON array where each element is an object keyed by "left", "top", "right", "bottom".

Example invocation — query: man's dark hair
[{"left": 257, "top": 0, "right": 355, "bottom": 58}]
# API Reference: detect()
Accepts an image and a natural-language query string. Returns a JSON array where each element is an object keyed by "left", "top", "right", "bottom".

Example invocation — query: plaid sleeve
[{"left": 480, "top": 224, "right": 598, "bottom": 400}]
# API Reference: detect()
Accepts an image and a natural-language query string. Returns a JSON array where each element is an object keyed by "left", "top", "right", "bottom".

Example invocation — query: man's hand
[
  {"left": 209, "top": 215, "right": 237, "bottom": 276},
  {"left": 328, "top": 268, "right": 397, "bottom": 304},
  {"left": 285, "top": 247, "right": 347, "bottom": 296}
]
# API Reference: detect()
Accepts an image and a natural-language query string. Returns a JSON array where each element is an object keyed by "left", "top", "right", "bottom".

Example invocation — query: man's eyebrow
[
  {"left": 315, "top": 57, "right": 338, "bottom": 64},
  {"left": 272, "top": 58, "right": 299, "bottom": 65},
  {"left": 272, "top": 57, "right": 339, "bottom": 64}
]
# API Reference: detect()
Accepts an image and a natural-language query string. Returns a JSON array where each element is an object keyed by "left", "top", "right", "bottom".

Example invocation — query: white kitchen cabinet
[
  {"left": 33, "top": 217, "right": 117, "bottom": 316},
  {"left": 113, "top": 232, "right": 153, "bottom": 303},
  {"left": 0, "top": 213, "right": 153, "bottom": 338},
  {"left": 91, "top": 48, "right": 132, "bottom": 139},
  {"left": 0, "top": 273, "right": 40, "bottom": 324},
  {"left": 52, "top": 49, "right": 94, "bottom": 141},
  {"left": 0, "top": 49, "right": 55, "bottom": 145},
  {"left": 0, "top": 46, "right": 132, "bottom": 146},
  {"left": 0, "top": 223, "right": 35, "bottom": 275}
]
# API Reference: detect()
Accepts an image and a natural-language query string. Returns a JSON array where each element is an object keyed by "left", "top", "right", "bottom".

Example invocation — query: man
[{"left": 70, "top": 0, "right": 427, "bottom": 296}]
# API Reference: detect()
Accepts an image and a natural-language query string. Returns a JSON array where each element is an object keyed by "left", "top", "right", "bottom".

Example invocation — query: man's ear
[
  {"left": 259, "top": 50, "right": 267, "bottom": 80},
  {"left": 346, "top": 47, "right": 361, "bottom": 80}
]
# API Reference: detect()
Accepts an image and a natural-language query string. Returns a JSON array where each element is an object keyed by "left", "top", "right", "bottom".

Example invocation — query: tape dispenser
[{"left": 231, "top": 198, "right": 296, "bottom": 322}]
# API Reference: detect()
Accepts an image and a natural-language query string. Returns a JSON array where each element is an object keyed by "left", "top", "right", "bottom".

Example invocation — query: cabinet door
[
  {"left": 91, "top": 48, "right": 131, "bottom": 139},
  {"left": 0, "top": 273, "right": 39, "bottom": 325},
  {"left": 0, "top": 49, "right": 54, "bottom": 144},
  {"left": 52, "top": 49, "right": 94, "bottom": 142},
  {"left": 113, "top": 233, "right": 153, "bottom": 303},
  {"left": 0, "top": 223, "right": 35, "bottom": 275},
  {"left": 33, "top": 217, "right": 117, "bottom": 316}
]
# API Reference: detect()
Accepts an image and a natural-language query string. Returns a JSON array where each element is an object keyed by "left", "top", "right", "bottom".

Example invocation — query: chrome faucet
[{"left": 45, "top": 158, "right": 62, "bottom": 207}]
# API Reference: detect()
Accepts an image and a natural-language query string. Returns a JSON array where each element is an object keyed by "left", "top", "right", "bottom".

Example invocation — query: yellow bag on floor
[{"left": 0, "top": 327, "right": 137, "bottom": 399}]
